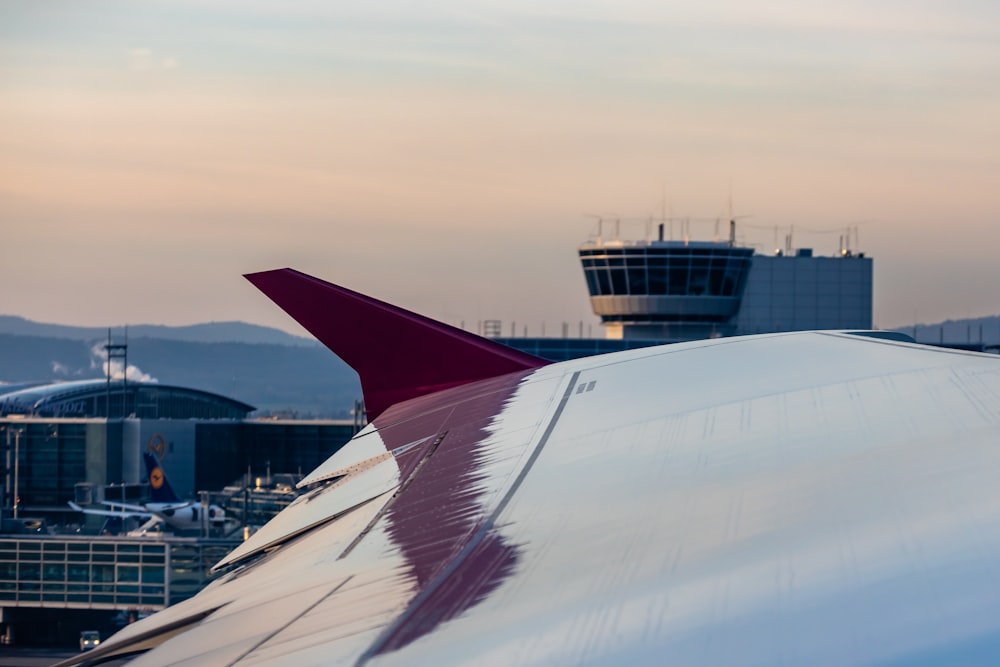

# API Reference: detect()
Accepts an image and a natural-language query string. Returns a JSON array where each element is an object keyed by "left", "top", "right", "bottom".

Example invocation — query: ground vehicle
[{"left": 79, "top": 631, "right": 100, "bottom": 651}]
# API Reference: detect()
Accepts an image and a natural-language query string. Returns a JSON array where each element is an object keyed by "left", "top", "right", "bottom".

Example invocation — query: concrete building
[{"left": 735, "top": 250, "right": 872, "bottom": 335}]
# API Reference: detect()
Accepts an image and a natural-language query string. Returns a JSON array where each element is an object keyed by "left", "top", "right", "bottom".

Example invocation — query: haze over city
[{"left": 2, "top": 1, "right": 998, "bottom": 338}]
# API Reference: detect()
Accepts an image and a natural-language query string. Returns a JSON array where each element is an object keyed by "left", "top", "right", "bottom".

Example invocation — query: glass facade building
[
  {"left": 0, "top": 420, "right": 97, "bottom": 511},
  {"left": 0, "top": 535, "right": 239, "bottom": 644},
  {"left": 0, "top": 417, "right": 355, "bottom": 523},
  {"left": 0, "top": 535, "right": 238, "bottom": 609},
  {"left": 195, "top": 421, "right": 357, "bottom": 492}
]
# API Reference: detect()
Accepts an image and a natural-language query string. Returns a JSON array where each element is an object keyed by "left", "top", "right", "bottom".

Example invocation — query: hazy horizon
[
  {"left": 5, "top": 308, "right": 1000, "bottom": 339},
  {"left": 3, "top": 1, "right": 998, "bottom": 338}
]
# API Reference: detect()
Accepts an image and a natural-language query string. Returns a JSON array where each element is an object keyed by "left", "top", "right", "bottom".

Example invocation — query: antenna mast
[{"left": 104, "top": 328, "right": 128, "bottom": 418}]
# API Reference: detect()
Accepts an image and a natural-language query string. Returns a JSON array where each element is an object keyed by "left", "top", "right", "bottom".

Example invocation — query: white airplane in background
[
  {"left": 69, "top": 452, "right": 226, "bottom": 533},
  {"left": 58, "top": 268, "right": 1000, "bottom": 667}
]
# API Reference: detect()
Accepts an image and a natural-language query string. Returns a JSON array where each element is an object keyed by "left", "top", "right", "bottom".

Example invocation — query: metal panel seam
[
  {"left": 225, "top": 575, "right": 355, "bottom": 667},
  {"left": 337, "top": 431, "right": 450, "bottom": 560}
]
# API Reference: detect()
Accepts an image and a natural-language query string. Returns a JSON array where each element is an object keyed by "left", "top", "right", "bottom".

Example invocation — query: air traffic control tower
[
  {"left": 580, "top": 219, "right": 754, "bottom": 341},
  {"left": 578, "top": 218, "right": 873, "bottom": 344}
]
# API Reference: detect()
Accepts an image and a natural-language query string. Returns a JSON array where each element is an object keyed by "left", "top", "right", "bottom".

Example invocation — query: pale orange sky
[{"left": 2, "top": 1, "right": 999, "bottom": 337}]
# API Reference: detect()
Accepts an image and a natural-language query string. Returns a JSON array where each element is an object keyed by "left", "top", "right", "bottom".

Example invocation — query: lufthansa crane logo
[
  {"left": 150, "top": 467, "right": 165, "bottom": 489},
  {"left": 147, "top": 434, "right": 166, "bottom": 459}
]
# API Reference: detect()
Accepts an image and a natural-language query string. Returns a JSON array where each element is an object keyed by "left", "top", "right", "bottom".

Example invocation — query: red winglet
[{"left": 245, "top": 269, "right": 549, "bottom": 419}]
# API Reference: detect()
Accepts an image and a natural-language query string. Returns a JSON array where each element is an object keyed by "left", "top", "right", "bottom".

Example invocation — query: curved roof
[{"left": 0, "top": 379, "right": 254, "bottom": 419}]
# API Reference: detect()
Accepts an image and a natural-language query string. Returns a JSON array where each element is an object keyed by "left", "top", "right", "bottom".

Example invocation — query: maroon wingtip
[{"left": 245, "top": 269, "right": 548, "bottom": 419}]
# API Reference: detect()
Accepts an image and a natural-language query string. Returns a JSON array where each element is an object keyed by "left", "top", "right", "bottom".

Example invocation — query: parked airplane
[
  {"left": 59, "top": 268, "right": 1000, "bottom": 667},
  {"left": 69, "top": 452, "right": 226, "bottom": 533}
]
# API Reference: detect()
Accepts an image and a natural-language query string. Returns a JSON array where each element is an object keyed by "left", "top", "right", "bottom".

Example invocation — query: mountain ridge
[
  {"left": 0, "top": 315, "right": 316, "bottom": 347},
  {"left": 889, "top": 315, "right": 1000, "bottom": 346}
]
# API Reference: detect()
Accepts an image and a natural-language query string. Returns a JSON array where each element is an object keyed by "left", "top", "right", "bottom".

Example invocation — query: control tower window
[
  {"left": 626, "top": 258, "right": 648, "bottom": 294},
  {"left": 668, "top": 262, "right": 687, "bottom": 295},
  {"left": 689, "top": 258, "right": 710, "bottom": 296},
  {"left": 609, "top": 268, "right": 627, "bottom": 294},
  {"left": 723, "top": 262, "right": 744, "bottom": 296},
  {"left": 595, "top": 267, "right": 611, "bottom": 295},
  {"left": 709, "top": 258, "right": 726, "bottom": 295}
]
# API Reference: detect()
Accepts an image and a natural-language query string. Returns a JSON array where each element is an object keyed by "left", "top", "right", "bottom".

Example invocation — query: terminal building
[
  {"left": 0, "top": 381, "right": 357, "bottom": 646},
  {"left": 0, "top": 381, "right": 356, "bottom": 514}
]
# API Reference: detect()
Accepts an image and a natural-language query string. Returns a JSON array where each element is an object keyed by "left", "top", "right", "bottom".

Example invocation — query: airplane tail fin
[
  {"left": 143, "top": 452, "right": 181, "bottom": 504},
  {"left": 245, "top": 269, "right": 549, "bottom": 420}
]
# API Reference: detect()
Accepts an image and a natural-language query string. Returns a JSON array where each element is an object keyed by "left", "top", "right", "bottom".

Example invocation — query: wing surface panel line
[
  {"left": 354, "top": 370, "right": 581, "bottom": 665},
  {"left": 226, "top": 575, "right": 354, "bottom": 667},
  {"left": 337, "top": 431, "right": 450, "bottom": 560}
]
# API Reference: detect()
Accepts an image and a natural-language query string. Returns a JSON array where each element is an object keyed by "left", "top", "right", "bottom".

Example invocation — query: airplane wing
[
  {"left": 58, "top": 270, "right": 1000, "bottom": 667},
  {"left": 68, "top": 501, "right": 152, "bottom": 520},
  {"left": 101, "top": 500, "right": 163, "bottom": 513}
]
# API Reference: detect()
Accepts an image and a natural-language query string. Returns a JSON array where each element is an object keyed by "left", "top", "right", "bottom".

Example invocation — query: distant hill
[
  {"left": 0, "top": 333, "right": 361, "bottom": 418},
  {"left": 0, "top": 315, "right": 316, "bottom": 347},
  {"left": 890, "top": 315, "right": 1000, "bottom": 347}
]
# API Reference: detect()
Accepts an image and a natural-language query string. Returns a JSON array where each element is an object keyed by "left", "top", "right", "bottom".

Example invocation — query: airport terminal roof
[{"left": 0, "top": 379, "right": 255, "bottom": 419}]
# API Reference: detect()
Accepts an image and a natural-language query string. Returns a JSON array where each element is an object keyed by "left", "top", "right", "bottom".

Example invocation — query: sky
[{"left": 1, "top": 0, "right": 999, "bottom": 338}]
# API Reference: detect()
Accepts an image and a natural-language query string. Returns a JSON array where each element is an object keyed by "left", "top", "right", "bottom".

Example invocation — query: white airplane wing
[
  {"left": 68, "top": 501, "right": 152, "bottom": 520},
  {"left": 56, "top": 270, "right": 1000, "bottom": 667},
  {"left": 101, "top": 500, "right": 160, "bottom": 513}
]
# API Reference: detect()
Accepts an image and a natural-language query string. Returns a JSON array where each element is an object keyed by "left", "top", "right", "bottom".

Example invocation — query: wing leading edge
[{"left": 244, "top": 269, "right": 549, "bottom": 419}]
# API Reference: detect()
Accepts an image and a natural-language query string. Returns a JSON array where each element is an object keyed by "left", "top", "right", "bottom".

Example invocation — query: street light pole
[
  {"left": 12, "top": 429, "right": 21, "bottom": 520},
  {"left": 4, "top": 429, "right": 10, "bottom": 518}
]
